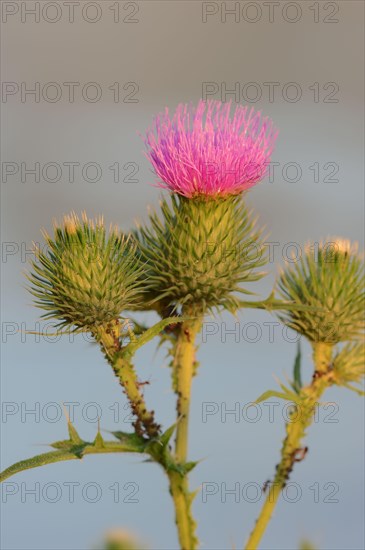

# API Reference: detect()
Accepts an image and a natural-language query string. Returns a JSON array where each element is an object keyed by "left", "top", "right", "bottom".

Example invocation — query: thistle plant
[
  {"left": 136, "top": 99, "right": 278, "bottom": 548},
  {"left": 245, "top": 239, "right": 364, "bottom": 550},
  {"left": 1, "top": 100, "right": 364, "bottom": 550}
]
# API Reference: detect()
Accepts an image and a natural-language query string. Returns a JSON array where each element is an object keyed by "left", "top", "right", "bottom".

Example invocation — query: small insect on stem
[
  {"left": 293, "top": 446, "right": 308, "bottom": 463},
  {"left": 184, "top": 328, "right": 192, "bottom": 343},
  {"left": 137, "top": 380, "right": 151, "bottom": 389},
  {"left": 262, "top": 480, "right": 271, "bottom": 493}
]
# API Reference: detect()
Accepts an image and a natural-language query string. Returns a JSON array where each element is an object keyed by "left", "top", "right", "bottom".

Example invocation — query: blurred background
[{"left": 1, "top": 1, "right": 364, "bottom": 548}]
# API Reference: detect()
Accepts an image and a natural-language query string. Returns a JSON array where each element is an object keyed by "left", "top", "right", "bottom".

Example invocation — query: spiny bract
[
  {"left": 28, "top": 212, "right": 143, "bottom": 330},
  {"left": 135, "top": 195, "right": 267, "bottom": 313},
  {"left": 332, "top": 341, "right": 365, "bottom": 391},
  {"left": 277, "top": 239, "right": 365, "bottom": 344}
]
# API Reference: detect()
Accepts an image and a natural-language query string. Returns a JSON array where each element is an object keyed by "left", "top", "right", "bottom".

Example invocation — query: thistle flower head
[
  {"left": 143, "top": 99, "right": 278, "bottom": 198},
  {"left": 277, "top": 238, "right": 364, "bottom": 344},
  {"left": 28, "top": 212, "right": 143, "bottom": 330},
  {"left": 135, "top": 195, "right": 267, "bottom": 313}
]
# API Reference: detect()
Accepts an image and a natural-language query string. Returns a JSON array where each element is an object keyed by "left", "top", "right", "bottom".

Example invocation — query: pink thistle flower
[{"left": 143, "top": 99, "right": 278, "bottom": 198}]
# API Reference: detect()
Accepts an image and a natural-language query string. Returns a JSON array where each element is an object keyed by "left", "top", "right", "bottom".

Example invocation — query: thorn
[{"left": 62, "top": 403, "right": 71, "bottom": 424}]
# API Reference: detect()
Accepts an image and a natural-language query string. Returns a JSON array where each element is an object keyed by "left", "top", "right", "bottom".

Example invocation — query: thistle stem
[
  {"left": 245, "top": 342, "right": 333, "bottom": 550},
  {"left": 167, "top": 470, "right": 195, "bottom": 550},
  {"left": 99, "top": 319, "right": 199, "bottom": 549},
  {"left": 97, "top": 321, "right": 160, "bottom": 438},
  {"left": 168, "top": 313, "right": 202, "bottom": 550},
  {"left": 174, "top": 317, "right": 202, "bottom": 462}
]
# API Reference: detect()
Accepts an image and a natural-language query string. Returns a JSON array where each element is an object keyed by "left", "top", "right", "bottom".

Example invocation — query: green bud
[
  {"left": 277, "top": 239, "right": 364, "bottom": 343},
  {"left": 28, "top": 212, "right": 143, "bottom": 330},
  {"left": 101, "top": 529, "right": 142, "bottom": 550},
  {"left": 135, "top": 194, "right": 267, "bottom": 313}
]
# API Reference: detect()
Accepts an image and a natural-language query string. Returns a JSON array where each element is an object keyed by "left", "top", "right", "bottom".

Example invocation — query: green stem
[
  {"left": 168, "top": 313, "right": 202, "bottom": 550},
  {"left": 97, "top": 321, "right": 160, "bottom": 438},
  {"left": 167, "top": 470, "right": 195, "bottom": 550},
  {"left": 245, "top": 342, "right": 333, "bottom": 550},
  {"left": 98, "top": 318, "right": 199, "bottom": 549},
  {"left": 174, "top": 317, "right": 202, "bottom": 462}
]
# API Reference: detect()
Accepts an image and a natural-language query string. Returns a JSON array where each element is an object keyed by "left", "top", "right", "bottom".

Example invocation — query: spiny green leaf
[
  {"left": 124, "top": 316, "right": 184, "bottom": 357},
  {"left": 182, "top": 461, "right": 200, "bottom": 474},
  {"left": 188, "top": 487, "right": 200, "bottom": 504},
  {"left": 277, "top": 382, "right": 302, "bottom": 404},
  {"left": 293, "top": 342, "right": 302, "bottom": 393},
  {"left": 68, "top": 421, "right": 83, "bottom": 445},
  {"left": 255, "top": 390, "right": 293, "bottom": 404},
  {"left": 159, "top": 422, "right": 177, "bottom": 447},
  {"left": 0, "top": 439, "right": 147, "bottom": 483},
  {"left": 93, "top": 430, "right": 105, "bottom": 449},
  {"left": 111, "top": 431, "right": 147, "bottom": 451},
  {"left": 0, "top": 450, "right": 80, "bottom": 482}
]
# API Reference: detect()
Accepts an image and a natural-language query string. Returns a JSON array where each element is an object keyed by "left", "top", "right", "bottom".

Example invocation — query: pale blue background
[{"left": 1, "top": 1, "right": 364, "bottom": 549}]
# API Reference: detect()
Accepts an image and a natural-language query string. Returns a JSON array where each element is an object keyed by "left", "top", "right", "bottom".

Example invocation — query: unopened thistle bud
[
  {"left": 28, "top": 212, "right": 143, "bottom": 330},
  {"left": 103, "top": 529, "right": 141, "bottom": 550},
  {"left": 277, "top": 239, "right": 364, "bottom": 344},
  {"left": 136, "top": 195, "right": 267, "bottom": 313}
]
